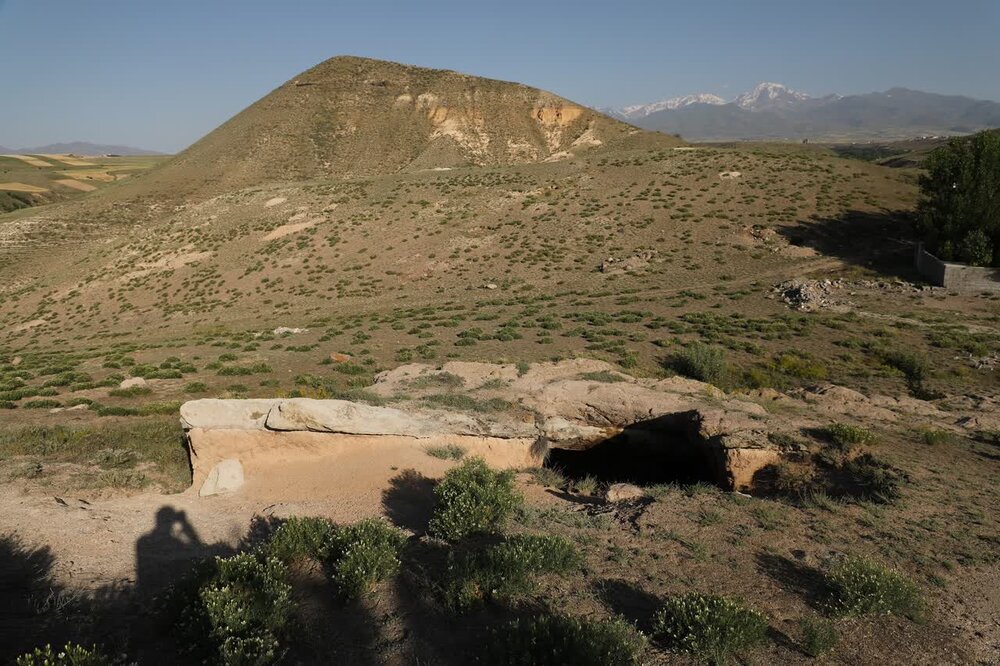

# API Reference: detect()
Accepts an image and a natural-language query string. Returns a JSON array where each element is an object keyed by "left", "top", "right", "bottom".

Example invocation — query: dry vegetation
[{"left": 0, "top": 57, "right": 997, "bottom": 664}]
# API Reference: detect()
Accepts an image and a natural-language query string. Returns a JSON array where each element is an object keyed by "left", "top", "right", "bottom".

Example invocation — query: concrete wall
[{"left": 915, "top": 243, "right": 1000, "bottom": 292}]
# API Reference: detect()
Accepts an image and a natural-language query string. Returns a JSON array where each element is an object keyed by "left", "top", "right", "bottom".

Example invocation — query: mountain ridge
[
  {"left": 1, "top": 142, "right": 163, "bottom": 156},
  {"left": 617, "top": 84, "right": 1000, "bottom": 141}
]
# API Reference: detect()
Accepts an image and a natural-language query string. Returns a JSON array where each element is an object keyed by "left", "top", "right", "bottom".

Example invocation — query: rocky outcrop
[{"left": 181, "top": 360, "right": 796, "bottom": 499}]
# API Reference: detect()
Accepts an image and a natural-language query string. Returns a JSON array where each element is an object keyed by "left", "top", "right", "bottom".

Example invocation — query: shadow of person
[{"left": 134, "top": 507, "right": 224, "bottom": 601}]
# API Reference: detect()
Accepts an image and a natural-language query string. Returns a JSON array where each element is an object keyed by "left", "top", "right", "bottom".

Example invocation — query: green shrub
[
  {"left": 823, "top": 556, "right": 922, "bottom": 619},
  {"left": 325, "top": 518, "right": 406, "bottom": 599},
  {"left": 23, "top": 399, "right": 61, "bottom": 409},
  {"left": 184, "top": 382, "right": 209, "bottom": 394},
  {"left": 264, "top": 516, "right": 334, "bottom": 563},
  {"left": 668, "top": 343, "right": 727, "bottom": 385},
  {"left": 445, "top": 535, "right": 580, "bottom": 609},
  {"left": 484, "top": 613, "right": 646, "bottom": 666},
  {"left": 428, "top": 457, "right": 522, "bottom": 541},
  {"left": 176, "top": 553, "right": 292, "bottom": 665},
  {"left": 920, "top": 428, "right": 951, "bottom": 446},
  {"left": 653, "top": 593, "right": 768, "bottom": 663},
  {"left": 799, "top": 616, "right": 838, "bottom": 657},
  {"left": 424, "top": 444, "right": 466, "bottom": 460},
  {"left": 15, "top": 643, "right": 108, "bottom": 666},
  {"left": 821, "top": 423, "right": 879, "bottom": 451}
]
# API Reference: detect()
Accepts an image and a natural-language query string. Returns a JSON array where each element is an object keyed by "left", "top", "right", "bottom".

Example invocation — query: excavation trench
[{"left": 545, "top": 412, "right": 723, "bottom": 488}]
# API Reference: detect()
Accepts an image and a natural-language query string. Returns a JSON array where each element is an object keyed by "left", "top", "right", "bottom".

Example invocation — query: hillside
[{"left": 138, "top": 56, "right": 644, "bottom": 198}]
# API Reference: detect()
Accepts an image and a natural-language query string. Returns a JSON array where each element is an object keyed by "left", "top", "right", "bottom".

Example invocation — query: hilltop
[{"left": 138, "top": 56, "right": 646, "bottom": 199}]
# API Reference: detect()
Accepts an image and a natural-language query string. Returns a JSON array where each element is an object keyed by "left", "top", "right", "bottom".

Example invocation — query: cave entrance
[{"left": 544, "top": 413, "right": 720, "bottom": 487}]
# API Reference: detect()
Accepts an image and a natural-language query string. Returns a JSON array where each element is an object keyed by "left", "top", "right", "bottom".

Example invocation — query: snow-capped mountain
[
  {"left": 609, "top": 82, "right": 817, "bottom": 120},
  {"left": 733, "top": 82, "right": 812, "bottom": 112},
  {"left": 617, "top": 94, "right": 726, "bottom": 119}
]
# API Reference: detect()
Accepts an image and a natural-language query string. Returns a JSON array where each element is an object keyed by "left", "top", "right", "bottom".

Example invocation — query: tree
[{"left": 916, "top": 129, "right": 1000, "bottom": 267}]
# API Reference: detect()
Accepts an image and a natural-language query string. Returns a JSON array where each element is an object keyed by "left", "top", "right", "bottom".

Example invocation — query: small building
[{"left": 915, "top": 243, "right": 1000, "bottom": 292}]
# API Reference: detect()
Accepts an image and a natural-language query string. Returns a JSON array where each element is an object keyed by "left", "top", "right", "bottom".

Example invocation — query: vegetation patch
[
  {"left": 653, "top": 592, "right": 768, "bottom": 663},
  {"left": 484, "top": 613, "right": 647, "bottom": 666},
  {"left": 428, "top": 457, "right": 522, "bottom": 541}
]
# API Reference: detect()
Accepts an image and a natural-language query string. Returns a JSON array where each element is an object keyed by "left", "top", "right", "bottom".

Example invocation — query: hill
[{"left": 141, "top": 56, "right": 644, "bottom": 198}]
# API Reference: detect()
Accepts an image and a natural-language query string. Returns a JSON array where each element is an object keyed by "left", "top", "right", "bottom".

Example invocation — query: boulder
[
  {"left": 605, "top": 483, "right": 646, "bottom": 503},
  {"left": 199, "top": 458, "right": 245, "bottom": 497},
  {"left": 180, "top": 399, "right": 278, "bottom": 430},
  {"left": 119, "top": 377, "right": 147, "bottom": 390}
]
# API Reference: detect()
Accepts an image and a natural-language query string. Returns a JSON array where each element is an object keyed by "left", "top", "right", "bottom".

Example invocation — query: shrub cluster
[
  {"left": 821, "top": 423, "right": 879, "bottom": 451},
  {"left": 484, "top": 613, "right": 647, "bottom": 666},
  {"left": 653, "top": 592, "right": 768, "bottom": 664},
  {"left": 428, "top": 457, "right": 522, "bottom": 541},
  {"left": 444, "top": 534, "right": 580, "bottom": 609},
  {"left": 325, "top": 518, "right": 407, "bottom": 599},
  {"left": 667, "top": 343, "right": 728, "bottom": 386},
  {"left": 823, "top": 556, "right": 923, "bottom": 619},
  {"left": 15, "top": 643, "right": 108, "bottom": 666},
  {"left": 175, "top": 553, "right": 293, "bottom": 665}
]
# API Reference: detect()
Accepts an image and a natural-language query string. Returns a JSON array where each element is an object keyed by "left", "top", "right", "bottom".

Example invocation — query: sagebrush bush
[
  {"left": 445, "top": 534, "right": 580, "bottom": 609},
  {"left": 325, "top": 518, "right": 406, "bottom": 599},
  {"left": 653, "top": 593, "right": 768, "bottom": 663},
  {"left": 428, "top": 457, "right": 522, "bottom": 541},
  {"left": 799, "top": 616, "right": 838, "bottom": 657},
  {"left": 844, "top": 453, "right": 902, "bottom": 503},
  {"left": 920, "top": 428, "right": 951, "bottom": 446},
  {"left": 176, "top": 553, "right": 292, "bottom": 665},
  {"left": 821, "top": 423, "right": 879, "bottom": 451},
  {"left": 263, "top": 516, "right": 334, "bottom": 563},
  {"left": 668, "top": 343, "right": 728, "bottom": 385},
  {"left": 15, "top": 643, "right": 108, "bottom": 666},
  {"left": 483, "top": 613, "right": 647, "bottom": 666},
  {"left": 823, "top": 556, "right": 923, "bottom": 619}
]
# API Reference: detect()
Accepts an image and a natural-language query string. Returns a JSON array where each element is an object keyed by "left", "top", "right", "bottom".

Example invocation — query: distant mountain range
[
  {"left": 604, "top": 83, "right": 1000, "bottom": 141},
  {"left": 0, "top": 142, "right": 163, "bottom": 156}
]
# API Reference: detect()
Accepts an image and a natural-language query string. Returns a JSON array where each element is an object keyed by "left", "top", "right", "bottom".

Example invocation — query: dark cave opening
[{"left": 544, "top": 413, "right": 720, "bottom": 487}]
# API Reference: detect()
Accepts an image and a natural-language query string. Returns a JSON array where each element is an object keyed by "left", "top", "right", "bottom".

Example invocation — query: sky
[{"left": 0, "top": 0, "right": 997, "bottom": 153}]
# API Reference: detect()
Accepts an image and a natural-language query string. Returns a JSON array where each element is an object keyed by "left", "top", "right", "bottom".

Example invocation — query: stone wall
[{"left": 915, "top": 243, "right": 1000, "bottom": 292}]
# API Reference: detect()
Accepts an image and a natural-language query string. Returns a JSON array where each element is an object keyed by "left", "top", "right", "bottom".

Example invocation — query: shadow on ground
[
  {"left": 778, "top": 209, "right": 923, "bottom": 281},
  {"left": 382, "top": 468, "right": 436, "bottom": 533}
]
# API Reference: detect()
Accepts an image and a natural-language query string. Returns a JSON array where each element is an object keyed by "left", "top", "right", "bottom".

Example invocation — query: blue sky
[{"left": 0, "top": 0, "right": 997, "bottom": 152}]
